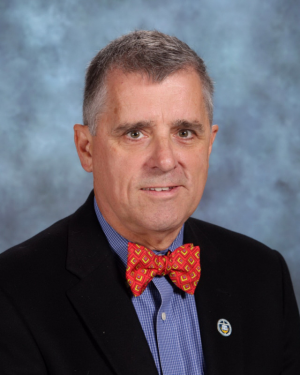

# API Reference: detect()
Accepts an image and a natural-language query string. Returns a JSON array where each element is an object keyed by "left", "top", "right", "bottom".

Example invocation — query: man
[{"left": 0, "top": 30, "right": 299, "bottom": 375}]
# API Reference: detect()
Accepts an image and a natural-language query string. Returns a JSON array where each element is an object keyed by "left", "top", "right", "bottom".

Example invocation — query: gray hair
[{"left": 83, "top": 30, "right": 214, "bottom": 135}]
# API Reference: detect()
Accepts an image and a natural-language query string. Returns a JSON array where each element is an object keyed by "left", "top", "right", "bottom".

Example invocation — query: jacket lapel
[
  {"left": 66, "top": 192, "right": 158, "bottom": 375},
  {"left": 185, "top": 219, "right": 244, "bottom": 375}
]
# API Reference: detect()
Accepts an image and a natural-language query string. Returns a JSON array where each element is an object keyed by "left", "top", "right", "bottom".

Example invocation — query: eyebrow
[
  {"left": 112, "top": 121, "right": 154, "bottom": 135},
  {"left": 112, "top": 119, "right": 205, "bottom": 135},
  {"left": 172, "top": 120, "right": 205, "bottom": 133}
]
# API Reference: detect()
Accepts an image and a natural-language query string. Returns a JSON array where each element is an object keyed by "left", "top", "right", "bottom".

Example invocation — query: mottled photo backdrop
[{"left": 1, "top": 0, "right": 299, "bottom": 306}]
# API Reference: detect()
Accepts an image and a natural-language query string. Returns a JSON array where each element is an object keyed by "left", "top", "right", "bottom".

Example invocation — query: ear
[
  {"left": 74, "top": 124, "right": 93, "bottom": 172},
  {"left": 208, "top": 124, "right": 218, "bottom": 155}
]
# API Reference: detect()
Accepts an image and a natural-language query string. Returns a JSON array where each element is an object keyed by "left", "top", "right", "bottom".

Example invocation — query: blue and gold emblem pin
[{"left": 217, "top": 319, "right": 232, "bottom": 337}]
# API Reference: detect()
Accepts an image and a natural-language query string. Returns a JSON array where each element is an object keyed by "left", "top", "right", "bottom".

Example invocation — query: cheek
[
  {"left": 93, "top": 144, "right": 119, "bottom": 193},
  {"left": 93, "top": 144, "right": 139, "bottom": 195},
  {"left": 184, "top": 148, "right": 209, "bottom": 174}
]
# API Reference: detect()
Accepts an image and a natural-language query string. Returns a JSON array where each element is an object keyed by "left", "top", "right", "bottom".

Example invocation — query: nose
[{"left": 147, "top": 136, "right": 177, "bottom": 172}]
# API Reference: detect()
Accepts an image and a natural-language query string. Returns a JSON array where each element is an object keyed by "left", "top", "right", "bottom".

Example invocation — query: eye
[
  {"left": 127, "top": 130, "right": 144, "bottom": 139},
  {"left": 178, "top": 129, "right": 193, "bottom": 138}
]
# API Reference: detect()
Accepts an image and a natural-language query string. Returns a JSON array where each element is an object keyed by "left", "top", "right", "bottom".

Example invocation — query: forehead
[{"left": 101, "top": 68, "right": 209, "bottom": 126}]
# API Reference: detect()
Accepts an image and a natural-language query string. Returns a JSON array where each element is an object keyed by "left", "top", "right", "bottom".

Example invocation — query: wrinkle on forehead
[{"left": 98, "top": 68, "right": 210, "bottom": 132}]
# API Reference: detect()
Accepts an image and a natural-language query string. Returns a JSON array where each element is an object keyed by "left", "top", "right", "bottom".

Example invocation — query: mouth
[{"left": 141, "top": 186, "right": 178, "bottom": 192}]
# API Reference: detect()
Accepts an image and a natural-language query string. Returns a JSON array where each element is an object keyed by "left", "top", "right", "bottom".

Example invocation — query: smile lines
[{"left": 141, "top": 187, "right": 176, "bottom": 192}]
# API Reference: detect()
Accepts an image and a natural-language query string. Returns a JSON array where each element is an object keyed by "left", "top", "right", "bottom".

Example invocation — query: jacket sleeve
[
  {"left": 275, "top": 251, "right": 300, "bottom": 374},
  {"left": 0, "top": 287, "right": 48, "bottom": 374}
]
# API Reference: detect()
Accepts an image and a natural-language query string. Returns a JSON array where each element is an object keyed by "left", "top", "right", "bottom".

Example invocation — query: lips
[{"left": 141, "top": 186, "right": 177, "bottom": 191}]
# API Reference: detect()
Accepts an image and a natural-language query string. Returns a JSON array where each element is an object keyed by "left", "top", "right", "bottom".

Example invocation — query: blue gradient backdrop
[{"left": 1, "top": 0, "right": 299, "bottom": 306}]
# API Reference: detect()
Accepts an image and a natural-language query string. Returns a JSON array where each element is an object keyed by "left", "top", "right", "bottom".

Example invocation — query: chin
[{"left": 138, "top": 212, "right": 186, "bottom": 233}]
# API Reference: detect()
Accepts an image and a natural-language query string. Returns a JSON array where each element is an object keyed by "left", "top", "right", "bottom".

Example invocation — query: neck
[
  {"left": 106, "top": 215, "right": 182, "bottom": 250},
  {"left": 94, "top": 193, "right": 185, "bottom": 251},
  {"left": 122, "top": 227, "right": 183, "bottom": 251},
  {"left": 97, "top": 208, "right": 183, "bottom": 252}
]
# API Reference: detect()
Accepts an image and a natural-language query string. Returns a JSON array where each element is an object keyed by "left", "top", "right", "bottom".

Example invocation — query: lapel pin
[{"left": 217, "top": 318, "right": 232, "bottom": 337}]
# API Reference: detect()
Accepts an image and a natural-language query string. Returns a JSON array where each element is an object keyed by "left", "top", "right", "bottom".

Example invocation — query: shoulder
[
  {"left": 187, "top": 216, "right": 272, "bottom": 250},
  {"left": 186, "top": 216, "right": 283, "bottom": 271},
  {"left": 186, "top": 217, "right": 298, "bottom": 318},
  {"left": 0, "top": 215, "right": 72, "bottom": 290},
  {"left": 0, "top": 215, "right": 71, "bottom": 261},
  {"left": 0, "top": 192, "right": 95, "bottom": 296}
]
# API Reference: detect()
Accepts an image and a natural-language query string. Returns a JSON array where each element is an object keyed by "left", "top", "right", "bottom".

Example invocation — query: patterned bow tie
[{"left": 126, "top": 242, "right": 201, "bottom": 297}]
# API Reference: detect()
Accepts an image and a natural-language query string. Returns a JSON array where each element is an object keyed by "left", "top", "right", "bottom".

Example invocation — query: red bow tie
[{"left": 126, "top": 242, "right": 201, "bottom": 297}]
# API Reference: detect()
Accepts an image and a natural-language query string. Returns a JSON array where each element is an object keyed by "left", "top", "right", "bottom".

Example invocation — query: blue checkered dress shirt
[{"left": 94, "top": 198, "right": 205, "bottom": 375}]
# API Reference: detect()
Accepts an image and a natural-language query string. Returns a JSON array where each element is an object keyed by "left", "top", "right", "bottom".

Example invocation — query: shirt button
[{"left": 162, "top": 312, "right": 167, "bottom": 321}]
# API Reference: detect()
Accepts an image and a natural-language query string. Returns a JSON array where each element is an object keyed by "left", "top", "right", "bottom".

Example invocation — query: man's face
[{"left": 80, "top": 68, "right": 218, "bottom": 244}]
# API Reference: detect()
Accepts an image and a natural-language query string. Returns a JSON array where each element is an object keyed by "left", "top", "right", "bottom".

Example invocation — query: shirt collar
[{"left": 94, "top": 197, "right": 184, "bottom": 267}]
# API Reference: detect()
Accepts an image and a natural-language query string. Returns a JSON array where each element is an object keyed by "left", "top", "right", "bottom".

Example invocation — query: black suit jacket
[{"left": 0, "top": 191, "right": 299, "bottom": 375}]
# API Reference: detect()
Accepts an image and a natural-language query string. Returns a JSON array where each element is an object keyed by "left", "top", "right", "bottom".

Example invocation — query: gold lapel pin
[{"left": 217, "top": 318, "right": 232, "bottom": 337}]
